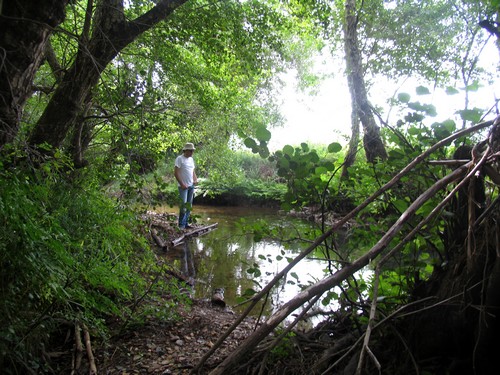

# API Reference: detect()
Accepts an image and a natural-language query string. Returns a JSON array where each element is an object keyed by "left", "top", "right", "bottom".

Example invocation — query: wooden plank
[{"left": 170, "top": 223, "right": 218, "bottom": 247}]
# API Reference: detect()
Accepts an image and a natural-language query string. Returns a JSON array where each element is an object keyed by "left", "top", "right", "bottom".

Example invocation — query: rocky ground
[{"left": 93, "top": 301, "right": 257, "bottom": 374}]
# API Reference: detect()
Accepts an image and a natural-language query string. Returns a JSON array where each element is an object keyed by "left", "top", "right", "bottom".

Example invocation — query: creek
[{"left": 159, "top": 205, "right": 355, "bottom": 320}]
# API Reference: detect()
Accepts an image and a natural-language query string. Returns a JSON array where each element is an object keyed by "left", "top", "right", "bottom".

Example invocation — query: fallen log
[
  {"left": 170, "top": 223, "right": 218, "bottom": 247},
  {"left": 151, "top": 228, "right": 166, "bottom": 248}
]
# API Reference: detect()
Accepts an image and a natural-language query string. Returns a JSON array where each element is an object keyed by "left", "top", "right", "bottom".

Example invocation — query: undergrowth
[{"left": 0, "top": 156, "right": 182, "bottom": 373}]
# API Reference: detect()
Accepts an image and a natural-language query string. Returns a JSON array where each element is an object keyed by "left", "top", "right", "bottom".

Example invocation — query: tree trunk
[
  {"left": 343, "top": 0, "right": 387, "bottom": 164},
  {"left": 0, "top": 0, "right": 69, "bottom": 149},
  {"left": 342, "top": 73, "right": 360, "bottom": 177},
  {"left": 27, "top": 0, "right": 188, "bottom": 151}
]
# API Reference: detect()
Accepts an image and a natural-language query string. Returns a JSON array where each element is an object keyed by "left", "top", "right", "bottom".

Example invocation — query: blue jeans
[{"left": 178, "top": 186, "right": 195, "bottom": 228}]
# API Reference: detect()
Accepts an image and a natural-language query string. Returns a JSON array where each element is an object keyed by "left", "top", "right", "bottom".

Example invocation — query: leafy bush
[{"left": 0, "top": 157, "right": 173, "bottom": 372}]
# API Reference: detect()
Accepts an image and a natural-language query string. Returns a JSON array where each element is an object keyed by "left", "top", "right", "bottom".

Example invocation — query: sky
[
  {"left": 268, "top": 72, "right": 351, "bottom": 151},
  {"left": 268, "top": 43, "right": 500, "bottom": 152}
]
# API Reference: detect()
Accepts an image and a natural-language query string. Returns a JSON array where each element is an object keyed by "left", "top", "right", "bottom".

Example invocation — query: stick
[
  {"left": 83, "top": 324, "right": 97, "bottom": 375},
  {"left": 71, "top": 321, "right": 83, "bottom": 375}
]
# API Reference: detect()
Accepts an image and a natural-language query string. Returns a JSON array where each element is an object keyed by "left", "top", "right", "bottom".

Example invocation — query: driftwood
[{"left": 170, "top": 223, "right": 219, "bottom": 247}]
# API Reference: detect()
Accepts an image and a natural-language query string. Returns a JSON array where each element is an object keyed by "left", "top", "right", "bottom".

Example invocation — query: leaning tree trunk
[
  {"left": 202, "top": 121, "right": 493, "bottom": 375},
  {"left": 28, "top": 0, "right": 188, "bottom": 151},
  {"left": 343, "top": 0, "right": 387, "bottom": 164},
  {"left": 0, "top": 0, "right": 69, "bottom": 149}
]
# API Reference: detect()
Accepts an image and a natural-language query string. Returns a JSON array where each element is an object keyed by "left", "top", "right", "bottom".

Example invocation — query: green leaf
[
  {"left": 416, "top": 86, "right": 430, "bottom": 95},
  {"left": 397, "top": 92, "right": 411, "bottom": 103},
  {"left": 282, "top": 145, "right": 294, "bottom": 156},
  {"left": 279, "top": 158, "right": 290, "bottom": 169},
  {"left": 422, "top": 104, "right": 437, "bottom": 117},
  {"left": 244, "top": 137, "right": 258, "bottom": 149},
  {"left": 315, "top": 166, "right": 327, "bottom": 175},
  {"left": 432, "top": 120, "right": 456, "bottom": 140},
  {"left": 327, "top": 142, "right": 342, "bottom": 153},
  {"left": 465, "top": 81, "right": 480, "bottom": 92},
  {"left": 388, "top": 149, "right": 404, "bottom": 159},
  {"left": 324, "top": 161, "right": 335, "bottom": 171},
  {"left": 393, "top": 199, "right": 408, "bottom": 212},
  {"left": 408, "top": 101, "right": 425, "bottom": 111},
  {"left": 457, "top": 108, "right": 483, "bottom": 123},
  {"left": 445, "top": 86, "right": 459, "bottom": 95},
  {"left": 255, "top": 126, "right": 271, "bottom": 142}
]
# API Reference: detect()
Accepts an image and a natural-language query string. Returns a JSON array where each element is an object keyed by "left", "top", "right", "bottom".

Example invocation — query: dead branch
[
  {"left": 209, "top": 162, "right": 470, "bottom": 375},
  {"left": 192, "top": 119, "right": 494, "bottom": 375},
  {"left": 71, "top": 321, "right": 84, "bottom": 375},
  {"left": 357, "top": 154, "right": 486, "bottom": 373},
  {"left": 257, "top": 295, "right": 321, "bottom": 375},
  {"left": 427, "top": 159, "right": 470, "bottom": 166},
  {"left": 83, "top": 324, "right": 97, "bottom": 375}
]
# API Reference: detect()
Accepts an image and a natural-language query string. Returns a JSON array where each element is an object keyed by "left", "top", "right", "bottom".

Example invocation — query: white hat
[{"left": 182, "top": 142, "right": 196, "bottom": 151}]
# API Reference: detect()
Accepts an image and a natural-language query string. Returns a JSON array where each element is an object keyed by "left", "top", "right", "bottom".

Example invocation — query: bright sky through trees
[{"left": 269, "top": 42, "right": 500, "bottom": 151}]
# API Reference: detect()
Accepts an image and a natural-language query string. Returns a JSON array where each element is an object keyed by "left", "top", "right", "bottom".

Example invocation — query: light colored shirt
[{"left": 174, "top": 155, "right": 195, "bottom": 187}]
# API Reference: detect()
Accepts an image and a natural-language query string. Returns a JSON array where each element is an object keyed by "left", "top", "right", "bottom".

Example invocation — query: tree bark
[
  {"left": 27, "top": 0, "right": 188, "bottom": 150},
  {"left": 0, "top": 0, "right": 69, "bottom": 149},
  {"left": 342, "top": 72, "right": 360, "bottom": 177},
  {"left": 343, "top": 0, "right": 387, "bottom": 164}
]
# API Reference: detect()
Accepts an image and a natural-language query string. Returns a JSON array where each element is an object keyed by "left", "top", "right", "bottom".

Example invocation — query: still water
[{"left": 159, "top": 205, "right": 337, "bottom": 318}]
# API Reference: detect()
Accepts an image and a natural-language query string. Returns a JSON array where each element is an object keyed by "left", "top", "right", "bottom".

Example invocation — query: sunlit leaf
[{"left": 315, "top": 166, "right": 327, "bottom": 175}]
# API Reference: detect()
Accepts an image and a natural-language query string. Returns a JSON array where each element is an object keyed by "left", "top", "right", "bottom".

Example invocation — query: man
[{"left": 174, "top": 142, "right": 198, "bottom": 229}]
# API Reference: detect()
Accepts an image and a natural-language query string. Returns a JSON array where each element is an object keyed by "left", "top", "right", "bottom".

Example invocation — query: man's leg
[
  {"left": 184, "top": 186, "right": 195, "bottom": 227},
  {"left": 178, "top": 187, "right": 188, "bottom": 228}
]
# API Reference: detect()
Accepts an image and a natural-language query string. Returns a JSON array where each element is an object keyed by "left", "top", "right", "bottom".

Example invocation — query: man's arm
[{"left": 174, "top": 166, "right": 187, "bottom": 189}]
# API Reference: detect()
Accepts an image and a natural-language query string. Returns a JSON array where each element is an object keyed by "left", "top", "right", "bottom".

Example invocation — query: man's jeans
[{"left": 178, "top": 186, "right": 195, "bottom": 228}]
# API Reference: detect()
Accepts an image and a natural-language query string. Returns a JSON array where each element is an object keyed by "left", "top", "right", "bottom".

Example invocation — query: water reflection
[{"left": 162, "top": 205, "right": 344, "bottom": 318}]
